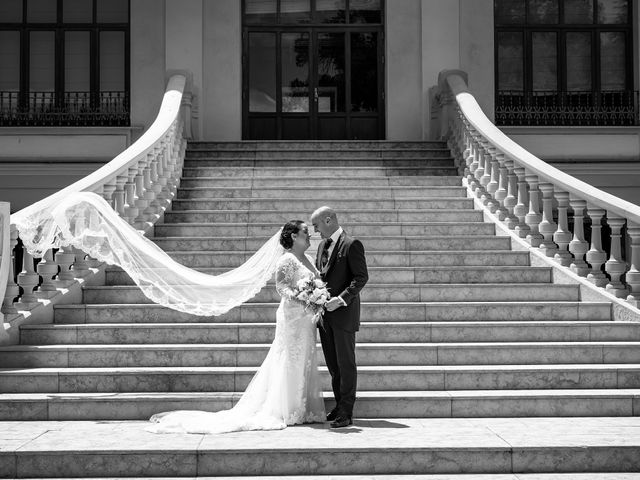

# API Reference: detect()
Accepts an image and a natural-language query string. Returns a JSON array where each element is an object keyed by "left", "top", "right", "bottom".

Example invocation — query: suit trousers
[{"left": 318, "top": 320, "right": 357, "bottom": 417}]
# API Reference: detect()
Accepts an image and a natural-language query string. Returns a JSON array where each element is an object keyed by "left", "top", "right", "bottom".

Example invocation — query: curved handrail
[
  {"left": 438, "top": 69, "right": 640, "bottom": 308},
  {"left": 440, "top": 70, "right": 640, "bottom": 225},
  {"left": 1, "top": 74, "right": 189, "bottom": 341},
  {"left": 11, "top": 74, "right": 187, "bottom": 220}
]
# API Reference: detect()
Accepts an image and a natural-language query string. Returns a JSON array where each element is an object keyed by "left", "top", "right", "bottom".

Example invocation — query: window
[
  {"left": 495, "top": 0, "right": 635, "bottom": 125},
  {"left": 0, "top": 0, "right": 130, "bottom": 127}
]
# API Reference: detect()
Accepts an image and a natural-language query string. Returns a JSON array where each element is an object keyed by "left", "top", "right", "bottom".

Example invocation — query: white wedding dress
[{"left": 147, "top": 251, "right": 326, "bottom": 434}]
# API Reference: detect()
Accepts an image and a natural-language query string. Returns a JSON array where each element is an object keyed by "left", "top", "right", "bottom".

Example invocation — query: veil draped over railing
[
  {"left": 12, "top": 191, "right": 284, "bottom": 316},
  {"left": 2, "top": 74, "right": 284, "bottom": 324}
]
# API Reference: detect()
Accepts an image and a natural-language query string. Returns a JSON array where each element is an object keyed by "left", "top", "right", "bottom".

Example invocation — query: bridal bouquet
[{"left": 293, "top": 277, "right": 330, "bottom": 325}]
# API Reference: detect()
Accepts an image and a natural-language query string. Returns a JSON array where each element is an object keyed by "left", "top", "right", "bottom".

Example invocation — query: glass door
[{"left": 242, "top": 0, "right": 384, "bottom": 140}]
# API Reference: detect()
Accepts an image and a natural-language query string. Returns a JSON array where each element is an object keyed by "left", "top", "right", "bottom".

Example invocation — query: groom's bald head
[{"left": 311, "top": 206, "right": 339, "bottom": 239}]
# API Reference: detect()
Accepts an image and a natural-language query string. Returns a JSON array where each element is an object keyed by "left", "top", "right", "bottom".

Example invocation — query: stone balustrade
[
  {"left": 438, "top": 69, "right": 640, "bottom": 309},
  {"left": 0, "top": 74, "right": 189, "bottom": 341}
]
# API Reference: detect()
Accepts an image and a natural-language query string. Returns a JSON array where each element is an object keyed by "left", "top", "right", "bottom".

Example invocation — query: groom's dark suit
[{"left": 316, "top": 230, "right": 368, "bottom": 418}]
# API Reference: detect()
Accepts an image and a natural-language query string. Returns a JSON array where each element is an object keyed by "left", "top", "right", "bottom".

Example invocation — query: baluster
[
  {"left": 568, "top": 198, "right": 590, "bottom": 276},
  {"left": 16, "top": 246, "right": 40, "bottom": 308},
  {"left": 604, "top": 215, "right": 628, "bottom": 297},
  {"left": 585, "top": 207, "right": 608, "bottom": 287},
  {"left": 503, "top": 158, "right": 519, "bottom": 229},
  {"left": 124, "top": 167, "right": 139, "bottom": 225},
  {"left": 479, "top": 145, "right": 493, "bottom": 193},
  {"left": 472, "top": 142, "right": 486, "bottom": 196},
  {"left": 36, "top": 248, "right": 59, "bottom": 297},
  {"left": 155, "top": 140, "right": 170, "bottom": 212},
  {"left": 134, "top": 157, "right": 150, "bottom": 227},
  {"left": 552, "top": 190, "right": 573, "bottom": 266},
  {"left": 55, "top": 246, "right": 76, "bottom": 283},
  {"left": 485, "top": 150, "right": 501, "bottom": 213},
  {"left": 101, "top": 183, "right": 116, "bottom": 209},
  {"left": 524, "top": 173, "right": 543, "bottom": 247},
  {"left": 467, "top": 134, "right": 481, "bottom": 191},
  {"left": 150, "top": 146, "right": 164, "bottom": 215},
  {"left": 462, "top": 126, "right": 475, "bottom": 180},
  {"left": 141, "top": 152, "right": 156, "bottom": 222},
  {"left": 626, "top": 223, "right": 640, "bottom": 307},
  {"left": 2, "top": 226, "right": 20, "bottom": 314},
  {"left": 113, "top": 175, "right": 127, "bottom": 218},
  {"left": 537, "top": 183, "right": 558, "bottom": 257},
  {"left": 493, "top": 153, "right": 508, "bottom": 221},
  {"left": 513, "top": 166, "right": 530, "bottom": 237}
]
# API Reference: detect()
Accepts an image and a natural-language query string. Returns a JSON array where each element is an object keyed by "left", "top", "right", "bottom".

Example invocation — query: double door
[{"left": 243, "top": 27, "right": 384, "bottom": 140}]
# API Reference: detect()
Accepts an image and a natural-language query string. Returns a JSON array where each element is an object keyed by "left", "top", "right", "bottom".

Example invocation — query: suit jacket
[{"left": 316, "top": 231, "right": 369, "bottom": 332}]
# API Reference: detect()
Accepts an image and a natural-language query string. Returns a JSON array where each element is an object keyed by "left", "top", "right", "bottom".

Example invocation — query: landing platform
[{"left": 2, "top": 417, "right": 640, "bottom": 477}]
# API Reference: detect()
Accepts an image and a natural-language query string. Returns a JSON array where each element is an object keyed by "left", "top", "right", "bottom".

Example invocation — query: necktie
[{"left": 321, "top": 238, "right": 333, "bottom": 269}]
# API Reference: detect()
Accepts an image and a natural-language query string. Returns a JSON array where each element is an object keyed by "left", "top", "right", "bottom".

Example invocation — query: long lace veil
[{"left": 11, "top": 191, "right": 284, "bottom": 316}]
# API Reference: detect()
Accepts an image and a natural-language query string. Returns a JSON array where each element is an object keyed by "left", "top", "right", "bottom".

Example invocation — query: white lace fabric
[
  {"left": 11, "top": 191, "right": 284, "bottom": 316},
  {"left": 148, "top": 252, "right": 326, "bottom": 434}
]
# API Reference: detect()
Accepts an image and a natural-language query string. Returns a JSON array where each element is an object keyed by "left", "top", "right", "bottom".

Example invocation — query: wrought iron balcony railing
[
  {"left": 0, "top": 91, "right": 130, "bottom": 127},
  {"left": 496, "top": 90, "right": 639, "bottom": 127}
]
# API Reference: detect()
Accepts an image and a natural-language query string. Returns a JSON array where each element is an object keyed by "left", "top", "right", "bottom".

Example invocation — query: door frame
[{"left": 242, "top": 24, "right": 385, "bottom": 140}]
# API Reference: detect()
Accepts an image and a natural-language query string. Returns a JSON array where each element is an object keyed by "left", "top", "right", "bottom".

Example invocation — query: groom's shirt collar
[
  {"left": 329, "top": 227, "right": 343, "bottom": 245},
  {"left": 325, "top": 227, "right": 343, "bottom": 260}
]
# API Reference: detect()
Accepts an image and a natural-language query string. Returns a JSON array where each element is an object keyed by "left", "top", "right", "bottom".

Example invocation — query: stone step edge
[
  {"left": 179, "top": 174, "right": 463, "bottom": 179},
  {"left": 162, "top": 249, "right": 524, "bottom": 255},
  {"left": 3, "top": 363, "right": 637, "bottom": 374},
  {"left": 149, "top": 235, "right": 505, "bottom": 241},
  {"left": 84, "top": 282, "right": 565, "bottom": 290},
  {"left": 8, "top": 340, "right": 640, "bottom": 350},
  {"left": 16, "top": 476, "right": 640, "bottom": 480},
  {"left": 3, "top": 388, "right": 640, "bottom": 401},
  {"left": 54, "top": 301, "right": 610, "bottom": 308},
  {"left": 105, "top": 265, "right": 545, "bottom": 272},
  {"left": 21, "top": 320, "right": 638, "bottom": 330},
  {"left": 164, "top": 208, "right": 479, "bottom": 214}
]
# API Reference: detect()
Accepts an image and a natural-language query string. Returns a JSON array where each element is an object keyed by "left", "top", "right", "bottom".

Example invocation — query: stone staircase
[{"left": 1, "top": 141, "right": 640, "bottom": 477}]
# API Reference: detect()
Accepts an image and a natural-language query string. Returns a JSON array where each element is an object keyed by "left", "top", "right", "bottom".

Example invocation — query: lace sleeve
[{"left": 275, "top": 254, "right": 298, "bottom": 299}]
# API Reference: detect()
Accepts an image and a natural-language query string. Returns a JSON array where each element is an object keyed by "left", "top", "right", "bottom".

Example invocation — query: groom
[{"left": 311, "top": 206, "right": 368, "bottom": 428}]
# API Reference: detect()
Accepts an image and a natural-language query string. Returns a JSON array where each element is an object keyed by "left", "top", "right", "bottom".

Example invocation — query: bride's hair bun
[{"left": 280, "top": 220, "right": 305, "bottom": 249}]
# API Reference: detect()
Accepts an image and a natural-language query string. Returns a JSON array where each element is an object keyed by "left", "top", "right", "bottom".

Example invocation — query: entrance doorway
[{"left": 242, "top": 1, "right": 385, "bottom": 140}]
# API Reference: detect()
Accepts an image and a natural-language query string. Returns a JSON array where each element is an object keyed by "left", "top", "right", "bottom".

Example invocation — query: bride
[
  {"left": 147, "top": 220, "right": 326, "bottom": 434},
  {"left": 11, "top": 192, "right": 326, "bottom": 434}
]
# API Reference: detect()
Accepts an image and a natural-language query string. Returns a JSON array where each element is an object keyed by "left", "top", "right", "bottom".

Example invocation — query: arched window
[
  {"left": 495, "top": 0, "right": 635, "bottom": 125},
  {"left": 0, "top": 0, "right": 129, "bottom": 126}
]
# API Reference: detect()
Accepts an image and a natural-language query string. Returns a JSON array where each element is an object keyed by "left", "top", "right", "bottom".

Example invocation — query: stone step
[
  {"left": 184, "top": 149, "right": 452, "bottom": 159},
  {"left": 182, "top": 166, "right": 461, "bottom": 177},
  {"left": 81, "top": 284, "right": 577, "bottom": 305},
  {"left": 25, "top": 321, "right": 640, "bottom": 345},
  {"left": 153, "top": 221, "right": 496, "bottom": 238},
  {"left": 183, "top": 158, "right": 457, "bottom": 168},
  {"left": 4, "top": 342, "right": 640, "bottom": 368},
  {"left": 160, "top": 209, "right": 485, "bottom": 223},
  {"left": 187, "top": 140, "right": 448, "bottom": 150},
  {"left": 106, "top": 265, "right": 551, "bottom": 286},
  {"left": 2, "top": 389, "right": 640, "bottom": 421},
  {"left": 165, "top": 250, "right": 529, "bottom": 268},
  {"left": 19, "top": 477, "right": 640, "bottom": 480},
  {"left": 1, "top": 364, "right": 638, "bottom": 393},
  {"left": 179, "top": 175, "right": 463, "bottom": 187},
  {"left": 171, "top": 198, "right": 473, "bottom": 211},
  {"left": 4, "top": 417, "right": 640, "bottom": 477},
  {"left": 176, "top": 185, "right": 467, "bottom": 199},
  {"left": 53, "top": 302, "right": 611, "bottom": 324},
  {"left": 149, "top": 235, "right": 511, "bottom": 252}
]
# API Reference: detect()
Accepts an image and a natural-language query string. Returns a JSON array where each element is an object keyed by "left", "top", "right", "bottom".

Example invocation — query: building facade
[{"left": 1, "top": 0, "right": 639, "bottom": 209}]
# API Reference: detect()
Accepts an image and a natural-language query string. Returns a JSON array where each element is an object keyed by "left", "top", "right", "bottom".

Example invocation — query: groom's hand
[{"left": 325, "top": 297, "right": 343, "bottom": 312}]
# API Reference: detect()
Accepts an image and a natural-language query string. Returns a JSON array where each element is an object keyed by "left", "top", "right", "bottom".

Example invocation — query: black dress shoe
[
  {"left": 330, "top": 415, "right": 353, "bottom": 428},
  {"left": 326, "top": 409, "right": 339, "bottom": 422}
]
